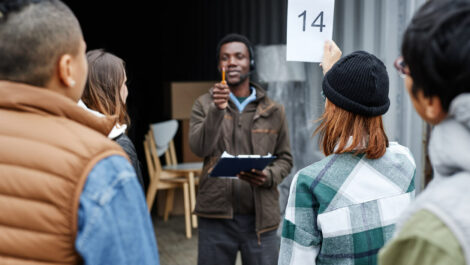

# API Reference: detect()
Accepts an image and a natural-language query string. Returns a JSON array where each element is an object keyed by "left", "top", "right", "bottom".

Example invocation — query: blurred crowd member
[{"left": 0, "top": 1, "right": 159, "bottom": 264}]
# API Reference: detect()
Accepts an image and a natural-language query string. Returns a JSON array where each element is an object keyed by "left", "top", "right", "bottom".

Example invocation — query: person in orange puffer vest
[{"left": 0, "top": 1, "right": 159, "bottom": 264}]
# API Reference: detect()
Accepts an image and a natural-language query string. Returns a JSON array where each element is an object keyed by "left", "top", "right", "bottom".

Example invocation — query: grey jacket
[
  {"left": 394, "top": 93, "right": 470, "bottom": 264},
  {"left": 189, "top": 83, "right": 293, "bottom": 235}
]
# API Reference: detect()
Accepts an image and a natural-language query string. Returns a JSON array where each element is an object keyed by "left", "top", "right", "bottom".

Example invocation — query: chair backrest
[
  {"left": 143, "top": 131, "right": 163, "bottom": 183},
  {"left": 150, "top": 120, "right": 178, "bottom": 156},
  {"left": 166, "top": 140, "right": 178, "bottom": 166},
  {"left": 150, "top": 120, "right": 179, "bottom": 165}
]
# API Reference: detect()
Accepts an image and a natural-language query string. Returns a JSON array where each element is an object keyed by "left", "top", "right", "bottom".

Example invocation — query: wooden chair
[
  {"left": 150, "top": 121, "right": 203, "bottom": 228},
  {"left": 143, "top": 131, "right": 192, "bottom": 238}
]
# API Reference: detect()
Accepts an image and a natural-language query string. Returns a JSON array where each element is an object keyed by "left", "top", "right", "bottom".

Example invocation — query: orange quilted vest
[{"left": 0, "top": 81, "right": 126, "bottom": 264}]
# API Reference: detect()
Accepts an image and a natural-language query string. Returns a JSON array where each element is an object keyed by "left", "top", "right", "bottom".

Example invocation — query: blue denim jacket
[{"left": 75, "top": 155, "right": 160, "bottom": 265}]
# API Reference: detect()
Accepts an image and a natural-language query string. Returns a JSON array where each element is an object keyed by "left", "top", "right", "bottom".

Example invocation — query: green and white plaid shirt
[{"left": 279, "top": 142, "right": 416, "bottom": 265}]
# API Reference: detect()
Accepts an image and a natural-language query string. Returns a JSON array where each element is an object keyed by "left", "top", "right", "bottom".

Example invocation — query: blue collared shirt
[
  {"left": 229, "top": 86, "right": 257, "bottom": 113},
  {"left": 75, "top": 155, "right": 160, "bottom": 265}
]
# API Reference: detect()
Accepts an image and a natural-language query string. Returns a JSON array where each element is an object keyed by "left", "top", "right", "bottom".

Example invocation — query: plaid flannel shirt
[{"left": 279, "top": 142, "right": 416, "bottom": 265}]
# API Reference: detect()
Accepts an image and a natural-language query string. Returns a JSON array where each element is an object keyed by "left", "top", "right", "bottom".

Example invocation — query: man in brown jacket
[
  {"left": 0, "top": 1, "right": 159, "bottom": 264},
  {"left": 190, "top": 33, "right": 293, "bottom": 265}
]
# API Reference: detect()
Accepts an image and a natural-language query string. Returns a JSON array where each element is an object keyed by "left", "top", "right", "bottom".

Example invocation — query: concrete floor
[{"left": 152, "top": 214, "right": 242, "bottom": 265}]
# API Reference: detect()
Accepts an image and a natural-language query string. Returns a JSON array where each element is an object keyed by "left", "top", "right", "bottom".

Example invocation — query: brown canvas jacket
[{"left": 189, "top": 82, "right": 293, "bottom": 236}]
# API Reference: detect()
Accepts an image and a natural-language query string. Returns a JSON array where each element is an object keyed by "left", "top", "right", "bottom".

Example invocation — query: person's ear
[
  {"left": 423, "top": 95, "right": 446, "bottom": 124},
  {"left": 58, "top": 54, "right": 76, "bottom": 88},
  {"left": 405, "top": 75, "right": 447, "bottom": 124}
]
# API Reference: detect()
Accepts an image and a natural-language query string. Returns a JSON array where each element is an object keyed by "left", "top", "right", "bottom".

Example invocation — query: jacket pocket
[
  {"left": 256, "top": 187, "right": 281, "bottom": 230},
  {"left": 251, "top": 129, "right": 278, "bottom": 154},
  {"left": 196, "top": 176, "right": 231, "bottom": 215}
]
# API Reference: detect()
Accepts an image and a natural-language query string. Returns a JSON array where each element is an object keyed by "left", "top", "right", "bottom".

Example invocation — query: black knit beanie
[{"left": 322, "top": 51, "right": 390, "bottom": 116}]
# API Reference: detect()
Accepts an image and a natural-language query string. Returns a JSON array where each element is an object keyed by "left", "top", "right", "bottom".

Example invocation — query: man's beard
[{"left": 227, "top": 71, "right": 250, "bottom": 86}]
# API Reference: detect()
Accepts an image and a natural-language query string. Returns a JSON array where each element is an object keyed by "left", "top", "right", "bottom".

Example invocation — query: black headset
[{"left": 247, "top": 44, "right": 256, "bottom": 71}]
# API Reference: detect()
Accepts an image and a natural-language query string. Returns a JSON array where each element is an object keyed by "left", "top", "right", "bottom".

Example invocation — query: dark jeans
[{"left": 198, "top": 215, "right": 280, "bottom": 265}]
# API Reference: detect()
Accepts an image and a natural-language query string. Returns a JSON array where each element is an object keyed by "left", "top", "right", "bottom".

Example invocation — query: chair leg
[
  {"left": 163, "top": 189, "right": 175, "bottom": 222},
  {"left": 187, "top": 172, "right": 198, "bottom": 228},
  {"left": 146, "top": 179, "right": 159, "bottom": 211},
  {"left": 183, "top": 183, "right": 192, "bottom": 239}
]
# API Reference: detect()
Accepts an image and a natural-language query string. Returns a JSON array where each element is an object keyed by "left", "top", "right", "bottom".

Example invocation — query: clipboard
[{"left": 209, "top": 152, "right": 277, "bottom": 177}]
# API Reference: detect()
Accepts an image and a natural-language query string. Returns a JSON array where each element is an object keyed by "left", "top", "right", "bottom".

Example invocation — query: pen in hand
[
  {"left": 222, "top": 67, "right": 227, "bottom": 85},
  {"left": 212, "top": 67, "right": 229, "bottom": 110}
]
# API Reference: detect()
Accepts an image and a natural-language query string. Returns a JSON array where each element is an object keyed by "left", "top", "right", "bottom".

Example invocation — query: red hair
[{"left": 314, "top": 101, "right": 389, "bottom": 159}]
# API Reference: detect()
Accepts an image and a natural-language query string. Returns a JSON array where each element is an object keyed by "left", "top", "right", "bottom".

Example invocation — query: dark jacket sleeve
[
  {"left": 115, "top": 134, "right": 145, "bottom": 191},
  {"left": 263, "top": 106, "right": 293, "bottom": 188},
  {"left": 189, "top": 96, "right": 226, "bottom": 157}
]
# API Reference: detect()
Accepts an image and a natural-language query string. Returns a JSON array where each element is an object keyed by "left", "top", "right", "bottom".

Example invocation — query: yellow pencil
[{"left": 222, "top": 67, "right": 226, "bottom": 84}]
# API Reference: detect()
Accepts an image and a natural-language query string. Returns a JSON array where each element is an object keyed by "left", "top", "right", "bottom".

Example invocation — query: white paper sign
[{"left": 287, "top": 0, "right": 335, "bottom": 62}]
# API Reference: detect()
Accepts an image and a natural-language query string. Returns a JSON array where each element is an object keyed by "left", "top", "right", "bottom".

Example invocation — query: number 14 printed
[
  {"left": 286, "top": 0, "right": 335, "bottom": 62},
  {"left": 298, "top": 10, "right": 326, "bottom": 32}
]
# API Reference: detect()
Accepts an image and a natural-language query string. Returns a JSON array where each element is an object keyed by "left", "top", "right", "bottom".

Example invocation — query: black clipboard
[{"left": 209, "top": 152, "right": 276, "bottom": 177}]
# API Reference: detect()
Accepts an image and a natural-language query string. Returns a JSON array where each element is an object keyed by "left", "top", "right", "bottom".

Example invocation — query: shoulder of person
[
  {"left": 81, "top": 155, "right": 137, "bottom": 203},
  {"left": 299, "top": 153, "right": 373, "bottom": 188},
  {"left": 297, "top": 154, "right": 338, "bottom": 179},
  {"left": 192, "top": 91, "right": 213, "bottom": 111},
  {"left": 196, "top": 91, "right": 213, "bottom": 102},
  {"left": 385, "top": 141, "right": 416, "bottom": 169},
  {"left": 114, "top": 134, "right": 136, "bottom": 153},
  {"left": 251, "top": 84, "right": 286, "bottom": 118},
  {"left": 379, "top": 209, "right": 465, "bottom": 265},
  {"left": 114, "top": 133, "right": 130, "bottom": 144}
]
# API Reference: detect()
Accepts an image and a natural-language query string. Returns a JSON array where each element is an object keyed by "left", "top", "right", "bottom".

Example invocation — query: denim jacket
[{"left": 75, "top": 155, "right": 160, "bottom": 265}]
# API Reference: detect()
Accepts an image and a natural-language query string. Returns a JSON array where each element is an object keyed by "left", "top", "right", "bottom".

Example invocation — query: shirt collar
[{"left": 229, "top": 86, "right": 257, "bottom": 113}]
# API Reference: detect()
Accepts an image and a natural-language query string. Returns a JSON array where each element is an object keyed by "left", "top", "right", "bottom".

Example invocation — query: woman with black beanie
[{"left": 278, "top": 41, "right": 416, "bottom": 265}]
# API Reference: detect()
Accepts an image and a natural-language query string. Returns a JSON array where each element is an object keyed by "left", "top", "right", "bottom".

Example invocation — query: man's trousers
[{"left": 198, "top": 215, "right": 280, "bottom": 265}]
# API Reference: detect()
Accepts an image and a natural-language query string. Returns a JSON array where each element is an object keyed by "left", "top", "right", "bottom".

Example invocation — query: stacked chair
[{"left": 143, "top": 120, "right": 202, "bottom": 238}]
